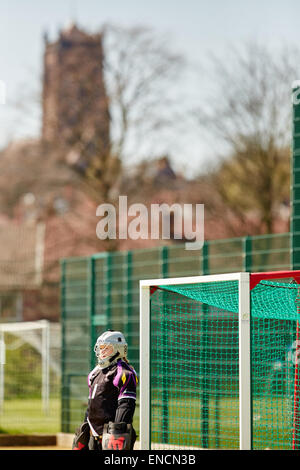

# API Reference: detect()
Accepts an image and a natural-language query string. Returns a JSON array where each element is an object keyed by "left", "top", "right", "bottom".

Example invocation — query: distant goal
[
  {"left": 0, "top": 320, "right": 50, "bottom": 413},
  {"left": 139, "top": 271, "right": 300, "bottom": 450}
]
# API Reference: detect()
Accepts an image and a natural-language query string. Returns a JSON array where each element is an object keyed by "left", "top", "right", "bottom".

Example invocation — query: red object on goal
[{"left": 249, "top": 270, "right": 300, "bottom": 290}]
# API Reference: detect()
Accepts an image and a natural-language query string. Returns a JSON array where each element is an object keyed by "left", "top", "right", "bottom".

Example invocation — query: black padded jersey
[{"left": 86, "top": 359, "right": 138, "bottom": 436}]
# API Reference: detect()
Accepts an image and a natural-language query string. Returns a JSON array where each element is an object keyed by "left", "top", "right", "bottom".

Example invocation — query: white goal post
[
  {"left": 0, "top": 320, "right": 50, "bottom": 413},
  {"left": 139, "top": 272, "right": 251, "bottom": 450}
]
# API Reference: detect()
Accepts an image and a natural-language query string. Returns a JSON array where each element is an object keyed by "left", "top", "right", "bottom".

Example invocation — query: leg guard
[
  {"left": 72, "top": 421, "right": 90, "bottom": 450},
  {"left": 102, "top": 422, "right": 136, "bottom": 450},
  {"left": 88, "top": 435, "right": 102, "bottom": 451}
]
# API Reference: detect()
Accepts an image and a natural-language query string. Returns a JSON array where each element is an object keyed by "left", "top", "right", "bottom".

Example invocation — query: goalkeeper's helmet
[{"left": 94, "top": 330, "right": 128, "bottom": 369}]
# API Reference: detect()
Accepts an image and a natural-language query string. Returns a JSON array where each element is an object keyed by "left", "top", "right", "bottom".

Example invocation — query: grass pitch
[{"left": 0, "top": 398, "right": 60, "bottom": 434}]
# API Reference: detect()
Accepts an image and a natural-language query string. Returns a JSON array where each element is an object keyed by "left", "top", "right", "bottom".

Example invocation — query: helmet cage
[{"left": 94, "top": 331, "right": 128, "bottom": 369}]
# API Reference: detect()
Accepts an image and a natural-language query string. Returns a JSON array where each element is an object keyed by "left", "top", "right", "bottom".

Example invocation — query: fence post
[
  {"left": 161, "top": 246, "right": 169, "bottom": 278},
  {"left": 202, "top": 241, "right": 209, "bottom": 275},
  {"left": 105, "top": 253, "right": 112, "bottom": 331},
  {"left": 124, "top": 251, "right": 132, "bottom": 348},
  {"left": 60, "top": 259, "right": 69, "bottom": 432},
  {"left": 89, "top": 257, "right": 96, "bottom": 370},
  {"left": 243, "top": 236, "right": 252, "bottom": 272}
]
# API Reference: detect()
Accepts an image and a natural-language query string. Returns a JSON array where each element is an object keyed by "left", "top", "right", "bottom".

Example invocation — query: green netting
[
  {"left": 150, "top": 280, "right": 300, "bottom": 450},
  {"left": 251, "top": 317, "right": 296, "bottom": 449},
  {"left": 159, "top": 280, "right": 300, "bottom": 320},
  {"left": 150, "top": 282, "right": 240, "bottom": 450}
]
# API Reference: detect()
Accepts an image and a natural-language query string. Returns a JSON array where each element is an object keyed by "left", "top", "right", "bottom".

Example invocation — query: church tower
[{"left": 42, "top": 24, "right": 110, "bottom": 162}]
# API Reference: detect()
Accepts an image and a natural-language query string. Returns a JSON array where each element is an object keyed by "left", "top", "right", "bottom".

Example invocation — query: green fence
[{"left": 60, "top": 232, "right": 292, "bottom": 433}]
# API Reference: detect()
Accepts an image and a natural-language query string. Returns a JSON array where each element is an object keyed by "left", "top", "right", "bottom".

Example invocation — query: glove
[{"left": 102, "top": 422, "right": 136, "bottom": 450}]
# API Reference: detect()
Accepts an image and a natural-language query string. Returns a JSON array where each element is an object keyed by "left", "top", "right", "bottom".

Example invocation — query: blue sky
[{"left": 0, "top": 0, "right": 299, "bottom": 172}]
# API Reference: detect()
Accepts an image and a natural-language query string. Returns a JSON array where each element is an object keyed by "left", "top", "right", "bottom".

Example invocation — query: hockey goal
[
  {"left": 0, "top": 320, "right": 50, "bottom": 413},
  {"left": 139, "top": 271, "right": 300, "bottom": 450}
]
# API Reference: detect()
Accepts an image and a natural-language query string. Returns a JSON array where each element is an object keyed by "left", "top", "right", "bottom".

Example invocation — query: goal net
[{"left": 139, "top": 271, "right": 300, "bottom": 450}]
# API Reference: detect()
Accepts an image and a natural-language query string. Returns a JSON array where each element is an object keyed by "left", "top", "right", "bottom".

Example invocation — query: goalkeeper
[{"left": 72, "top": 330, "right": 138, "bottom": 450}]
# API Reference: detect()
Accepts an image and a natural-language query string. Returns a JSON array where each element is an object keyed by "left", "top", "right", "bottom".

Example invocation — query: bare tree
[
  {"left": 103, "top": 24, "right": 185, "bottom": 167},
  {"left": 194, "top": 42, "right": 300, "bottom": 234}
]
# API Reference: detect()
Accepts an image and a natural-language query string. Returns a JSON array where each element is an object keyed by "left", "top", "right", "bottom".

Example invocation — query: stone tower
[{"left": 42, "top": 23, "right": 110, "bottom": 162}]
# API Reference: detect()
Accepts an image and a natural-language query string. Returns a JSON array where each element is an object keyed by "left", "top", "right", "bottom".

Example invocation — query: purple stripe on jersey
[
  {"left": 119, "top": 374, "right": 131, "bottom": 397},
  {"left": 113, "top": 361, "right": 123, "bottom": 388},
  {"left": 113, "top": 360, "right": 137, "bottom": 399},
  {"left": 119, "top": 372, "right": 137, "bottom": 399}
]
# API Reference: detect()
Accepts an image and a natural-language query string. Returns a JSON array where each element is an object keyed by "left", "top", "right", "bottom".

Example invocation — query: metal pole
[
  {"left": 139, "top": 284, "right": 150, "bottom": 450},
  {"left": 0, "top": 330, "right": 5, "bottom": 414},
  {"left": 42, "top": 321, "right": 50, "bottom": 414},
  {"left": 201, "top": 242, "right": 210, "bottom": 448},
  {"left": 161, "top": 247, "right": 169, "bottom": 444},
  {"left": 238, "top": 272, "right": 251, "bottom": 450}
]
